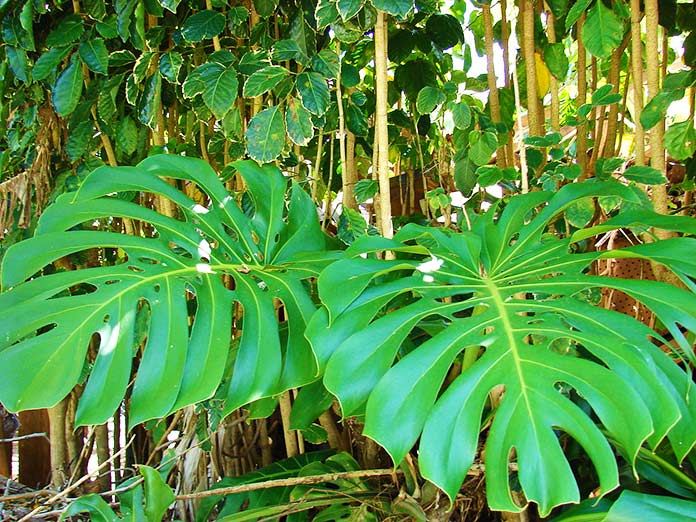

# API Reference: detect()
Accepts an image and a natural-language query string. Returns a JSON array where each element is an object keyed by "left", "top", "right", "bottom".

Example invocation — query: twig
[
  {"left": 0, "top": 476, "right": 10, "bottom": 519},
  {"left": 175, "top": 469, "right": 403, "bottom": 500},
  {"left": 0, "top": 490, "right": 54, "bottom": 502},
  {"left": 0, "top": 432, "right": 49, "bottom": 443},
  {"left": 17, "top": 436, "right": 134, "bottom": 522}
]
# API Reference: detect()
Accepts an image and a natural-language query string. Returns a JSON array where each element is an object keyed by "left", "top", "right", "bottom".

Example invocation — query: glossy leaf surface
[
  {"left": 0, "top": 155, "right": 332, "bottom": 427},
  {"left": 311, "top": 182, "right": 696, "bottom": 515}
]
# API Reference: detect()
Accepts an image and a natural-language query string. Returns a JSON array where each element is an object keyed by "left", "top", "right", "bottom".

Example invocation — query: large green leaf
[
  {"left": 582, "top": 1, "right": 624, "bottom": 58},
  {"left": 604, "top": 491, "right": 696, "bottom": 521},
  {"left": 0, "top": 155, "right": 333, "bottom": 427},
  {"left": 309, "top": 182, "right": 696, "bottom": 515}
]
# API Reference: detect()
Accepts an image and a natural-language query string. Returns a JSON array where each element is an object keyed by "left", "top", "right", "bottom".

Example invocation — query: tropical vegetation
[{"left": 0, "top": 0, "right": 695, "bottom": 520}]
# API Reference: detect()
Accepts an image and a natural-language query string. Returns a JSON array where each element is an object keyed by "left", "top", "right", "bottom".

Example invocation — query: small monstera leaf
[
  {"left": 308, "top": 182, "right": 696, "bottom": 515},
  {"left": 0, "top": 155, "right": 334, "bottom": 427}
]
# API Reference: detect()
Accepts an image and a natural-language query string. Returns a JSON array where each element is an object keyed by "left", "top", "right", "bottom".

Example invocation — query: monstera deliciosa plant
[
  {"left": 0, "top": 154, "right": 336, "bottom": 427},
  {"left": 1, "top": 154, "right": 696, "bottom": 516}
]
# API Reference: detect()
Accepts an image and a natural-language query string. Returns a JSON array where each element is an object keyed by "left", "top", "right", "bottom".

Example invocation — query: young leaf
[
  {"left": 315, "top": 0, "right": 339, "bottom": 29},
  {"left": 138, "top": 72, "right": 161, "bottom": 128},
  {"left": 65, "top": 121, "right": 94, "bottom": 162},
  {"left": 52, "top": 59, "right": 83, "bottom": 116},
  {"left": 61, "top": 495, "right": 120, "bottom": 522},
  {"left": 416, "top": 86, "right": 445, "bottom": 115},
  {"left": 371, "top": 0, "right": 413, "bottom": 18},
  {"left": 117, "top": 116, "right": 139, "bottom": 156},
  {"left": 159, "top": 51, "right": 183, "bottom": 83},
  {"left": 139, "top": 466, "right": 175, "bottom": 522},
  {"left": 311, "top": 49, "right": 340, "bottom": 78},
  {"left": 543, "top": 43, "right": 569, "bottom": 80},
  {"left": 337, "top": 0, "right": 363, "bottom": 21},
  {"left": 202, "top": 64, "right": 239, "bottom": 120},
  {"left": 46, "top": 14, "right": 84, "bottom": 47},
  {"left": 6, "top": 46, "right": 30, "bottom": 83},
  {"left": 452, "top": 102, "right": 472, "bottom": 129},
  {"left": 354, "top": 179, "right": 379, "bottom": 203},
  {"left": 565, "top": 0, "right": 592, "bottom": 29},
  {"left": 425, "top": 14, "right": 464, "bottom": 50},
  {"left": 246, "top": 106, "right": 286, "bottom": 162}
]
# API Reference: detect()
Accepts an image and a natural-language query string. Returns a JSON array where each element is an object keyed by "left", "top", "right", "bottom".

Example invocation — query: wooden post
[{"left": 18, "top": 410, "right": 51, "bottom": 488}]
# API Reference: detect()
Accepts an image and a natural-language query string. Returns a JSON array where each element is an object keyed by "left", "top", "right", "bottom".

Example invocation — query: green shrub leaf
[
  {"left": 243, "top": 65, "right": 290, "bottom": 98},
  {"left": 296, "top": 72, "right": 330, "bottom": 116},
  {"left": 246, "top": 105, "right": 286, "bottom": 162},
  {"left": 52, "top": 58, "right": 83, "bottom": 116},
  {"left": 181, "top": 10, "right": 226, "bottom": 42}
]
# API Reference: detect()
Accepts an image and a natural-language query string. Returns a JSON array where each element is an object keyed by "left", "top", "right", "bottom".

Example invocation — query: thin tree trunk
[
  {"left": 95, "top": 424, "right": 111, "bottom": 491},
  {"left": 645, "top": 0, "right": 669, "bottom": 222},
  {"left": 374, "top": 10, "right": 393, "bottom": 239},
  {"left": 603, "top": 49, "right": 622, "bottom": 157},
  {"left": 48, "top": 399, "right": 69, "bottom": 488},
  {"left": 521, "top": 0, "right": 542, "bottom": 137},
  {"left": 577, "top": 14, "right": 589, "bottom": 178},
  {"left": 483, "top": 3, "right": 505, "bottom": 167},
  {"left": 631, "top": 0, "right": 645, "bottom": 165},
  {"left": 546, "top": 10, "right": 560, "bottom": 132},
  {"left": 344, "top": 131, "right": 358, "bottom": 210}
]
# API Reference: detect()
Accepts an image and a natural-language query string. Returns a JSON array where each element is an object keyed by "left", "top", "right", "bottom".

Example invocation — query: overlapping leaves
[
  {"left": 309, "top": 182, "right": 696, "bottom": 515},
  {"left": 0, "top": 154, "right": 333, "bottom": 427}
]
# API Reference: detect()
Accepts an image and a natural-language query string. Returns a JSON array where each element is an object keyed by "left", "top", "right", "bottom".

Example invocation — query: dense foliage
[{"left": 1, "top": 0, "right": 696, "bottom": 520}]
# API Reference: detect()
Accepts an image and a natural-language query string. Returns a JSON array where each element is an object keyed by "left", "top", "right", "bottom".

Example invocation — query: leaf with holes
[
  {"left": 0, "top": 155, "right": 335, "bottom": 428},
  {"left": 309, "top": 181, "right": 696, "bottom": 516}
]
